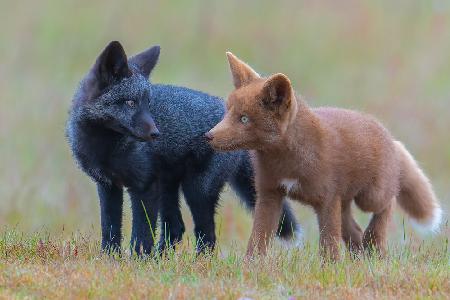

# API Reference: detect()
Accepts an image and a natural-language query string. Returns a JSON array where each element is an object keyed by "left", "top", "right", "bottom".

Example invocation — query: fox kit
[
  {"left": 67, "top": 42, "right": 300, "bottom": 255},
  {"left": 206, "top": 52, "right": 442, "bottom": 259}
]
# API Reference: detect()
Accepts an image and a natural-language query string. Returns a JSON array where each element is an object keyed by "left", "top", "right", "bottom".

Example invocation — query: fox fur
[
  {"left": 66, "top": 42, "right": 301, "bottom": 255},
  {"left": 207, "top": 52, "right": 442, "bottom": 259}
]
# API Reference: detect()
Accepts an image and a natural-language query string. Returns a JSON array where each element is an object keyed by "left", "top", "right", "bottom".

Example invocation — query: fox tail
[{"left": 395, "top": 141, "right": 442, "bottom": 234}]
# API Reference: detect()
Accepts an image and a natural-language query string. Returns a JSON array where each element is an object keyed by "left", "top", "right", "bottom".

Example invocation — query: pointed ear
[
  {"left": 226, "top": 52, "right": 260, "bottom": 89},
  {"left": 82, "top": 41, "right": 131, "bottom": 101},
  {"left": 129, "top": 45, "right": 160, "bottom": 78},
  {"left": 261, "top": 73, "right": 294, "bottom": 113},
  {"left": 93, "top": 41, "right": 131, "bottom": 84}
]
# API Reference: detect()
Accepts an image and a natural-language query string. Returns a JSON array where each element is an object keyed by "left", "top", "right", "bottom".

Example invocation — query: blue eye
[
  {"left": 126, "top": 100, "right": 136, "bottom": 108},
  {"left": 240, "top": 115, "right": 249, "bottom": 124}
]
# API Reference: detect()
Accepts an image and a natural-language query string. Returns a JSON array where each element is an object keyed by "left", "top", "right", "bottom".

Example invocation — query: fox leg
[
  {"left": 181, "top": 173, "right": 225, "bottom": 254},
  {"left": 362, "top": 199, "right": 393, "bottom": 255},
  {"left": 246, "top": 188, "right": 284, "bottom": 257},
  {"left": 182, "top": 189, "right": 219, "bottom": 254},
  {"left": 341, "top": 201, "right": 363, "bottom": 254},
  {"left": 129, "top": 183, "right": 159, "bottom": 256},
  {"left": 228, "top": 152, "right": 301, "bottom": 242},
  {"left": 97, "top": 183, "right": 124, "bottom": 254},
  {"left": 157, "top": 178, "right": 185, "bottom": 254},
  {"left": 317, "top": 196, "right": 342, "bottom": 261}
]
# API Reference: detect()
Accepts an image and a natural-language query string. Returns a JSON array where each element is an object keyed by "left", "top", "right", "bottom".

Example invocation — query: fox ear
[
  {"left": 226, "top": 52, "right": 260, "bottom": 89},
  {"left": 93, "top": 41, "right": 131, "bottom": 84},
  {"left": 261, "top": 73, "right": 294, "bottom": 114},
  {"left": 82, "top": 41, "right": 131, "bottom": 101},
  {"left": 129, "top": 45, "right": 160, "bottom": 78}
]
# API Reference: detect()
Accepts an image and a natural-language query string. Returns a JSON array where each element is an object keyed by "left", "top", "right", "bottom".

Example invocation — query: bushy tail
[{"left": 395, "top": 141, "right": 442, "bottom": 234}]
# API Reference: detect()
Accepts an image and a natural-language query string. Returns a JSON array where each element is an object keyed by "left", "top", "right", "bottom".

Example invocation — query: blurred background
[{"left": 0, "top": 0, "right": 449, "bottom": 246}]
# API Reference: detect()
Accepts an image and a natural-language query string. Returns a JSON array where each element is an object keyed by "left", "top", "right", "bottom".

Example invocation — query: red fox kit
[{"left": 206, "top": 52, "right": 442, "bottom": 259}]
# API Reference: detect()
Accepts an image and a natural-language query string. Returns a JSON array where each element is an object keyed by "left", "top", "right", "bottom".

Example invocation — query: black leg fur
[
  {"left": 129, "top": 183, "right": 159, "bottom": 256},
  {"left": 97, "top": 183, "right": 124, "bottom": 253},
  {"left": 181, "top": 166, "right": 225, "bottom": 254},
  {"left": 157, "top": 178, "right": 185, "bottom": 253}
]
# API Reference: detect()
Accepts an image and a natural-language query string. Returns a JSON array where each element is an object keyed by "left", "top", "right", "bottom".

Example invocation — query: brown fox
[{"left": 206, "top": 52, "right": 442, "bottom": 259}]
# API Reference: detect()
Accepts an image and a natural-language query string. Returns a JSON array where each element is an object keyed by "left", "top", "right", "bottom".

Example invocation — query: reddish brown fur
[{"left": 207, "top": 53, "right": 442, "bottom": 260}]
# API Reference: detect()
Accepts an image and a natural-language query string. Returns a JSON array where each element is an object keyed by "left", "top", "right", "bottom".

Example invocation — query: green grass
[
  {"left": 1, "top": 0, "right": 449, "bottom": 298},
  {"left": 0, "top": 229, "right": 449, "bottom": 299}
]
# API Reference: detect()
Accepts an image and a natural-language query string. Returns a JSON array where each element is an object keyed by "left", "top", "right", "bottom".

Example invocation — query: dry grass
[{"left": 0, "top": 228, "right": 449, "bottom": 299}]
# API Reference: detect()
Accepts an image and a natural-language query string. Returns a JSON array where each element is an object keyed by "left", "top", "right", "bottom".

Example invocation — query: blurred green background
[{"left": 0, "top": 0, "right": 449, "bottom": 245}]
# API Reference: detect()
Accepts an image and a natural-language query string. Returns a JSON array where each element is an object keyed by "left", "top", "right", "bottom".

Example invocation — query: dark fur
[{"left": 66, "top": 41, "right": 300, "bottom": 255}]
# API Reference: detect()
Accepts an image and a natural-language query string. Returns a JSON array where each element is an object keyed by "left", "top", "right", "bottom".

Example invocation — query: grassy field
[
  {"left": 0, "top": 0, "right": 449, "bottom": 299},
  {"left": 0, "top": 229, "right": 448, "bottom": 299}
]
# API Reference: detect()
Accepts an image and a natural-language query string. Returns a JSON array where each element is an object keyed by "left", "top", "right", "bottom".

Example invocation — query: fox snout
[
  {"left": 204, "top": 131, "right": 214, "bottom": 141},
  {"left": 134, "top": 113, "right": 160, "bottom": 141},
  {"left": 141, "top": 122, "right": 160, "bottom": 141},
  {"left": 205, "top": 124, "right": 233, "bottom": 151},
  {"left": 205, "top": 127, "right": 221, "bottom": 144}
]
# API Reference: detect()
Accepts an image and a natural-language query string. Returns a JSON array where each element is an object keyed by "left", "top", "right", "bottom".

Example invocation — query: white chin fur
[{"left": 410, "top": 206, "right": 443, "bottom": 235}]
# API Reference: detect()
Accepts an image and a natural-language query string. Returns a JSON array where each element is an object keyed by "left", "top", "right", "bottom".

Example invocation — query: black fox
[{"left": 66, "top": 41, "right": 301, "bottom": 255}]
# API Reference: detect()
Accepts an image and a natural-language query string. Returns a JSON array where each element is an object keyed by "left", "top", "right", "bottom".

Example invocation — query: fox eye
[
  {"left": 240, "top": 115, "right": 249, "bottom": 124},
  {"left": 126, "top": 100, "right": 136, "bottom": 108}
]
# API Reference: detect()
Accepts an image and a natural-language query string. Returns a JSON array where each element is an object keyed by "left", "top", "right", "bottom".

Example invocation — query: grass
[{"left": 0, "top": 228, "right": 449, "bottom": 299}]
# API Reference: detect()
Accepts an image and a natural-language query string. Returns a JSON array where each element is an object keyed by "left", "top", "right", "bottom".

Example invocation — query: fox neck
[
  {"left": 287, "top": 99, "right": 323, "bottom": 148},
  {"left": 257, "top": 98, "right": 324, "bottom": 167},
  {"left": 73, "top": 114, "right": 129, "bottom": 157}
]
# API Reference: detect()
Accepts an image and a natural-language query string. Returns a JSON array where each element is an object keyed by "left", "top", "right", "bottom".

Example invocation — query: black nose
[
  {"left": 150, "top": 131, "right": 160, "bottom": 139},
  {"left": 204, "top": 132, "right": 213, "bottom": 141}
]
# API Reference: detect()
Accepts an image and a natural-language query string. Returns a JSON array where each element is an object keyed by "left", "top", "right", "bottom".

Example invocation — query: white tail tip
[
  {"left": 279, "top": 227, "right": 304, "bottom": 249},
  {"left": 411, "top": 206, "right": 443, "bottom": 235}
]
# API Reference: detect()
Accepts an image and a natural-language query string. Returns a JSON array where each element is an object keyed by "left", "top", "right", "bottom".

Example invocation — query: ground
[{"left": 1, "top": 220, "right": 448, "bottom": 299}]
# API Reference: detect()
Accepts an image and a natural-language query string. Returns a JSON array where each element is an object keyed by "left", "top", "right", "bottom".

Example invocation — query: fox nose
[
  {"left": 150, "top": 131, "right": 160, "bottom": 139},
  {"left": 204, "top": 132, "right": 213, "bottom": 141}
]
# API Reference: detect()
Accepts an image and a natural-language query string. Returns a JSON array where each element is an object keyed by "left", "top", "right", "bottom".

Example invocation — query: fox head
[
  {"left": 73, "top": 41, "right": 161, "bottom": 141},
  {"left": 206, "top": 52, "right": 298, "bottom": 151}
]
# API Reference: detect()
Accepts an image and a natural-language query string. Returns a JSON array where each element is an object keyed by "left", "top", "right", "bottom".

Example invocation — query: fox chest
[
  {"left": 279, "top": 178, "right": 319, "bottom": 206},
  {"left": 280, "top": 178, "right": 302, "bottom": 198},
  {"left": 106, "top": 155, "right": 153, "bottom": 190},
  {"left": 280, "top": 179, "right": 299, "bottom": 194}
]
